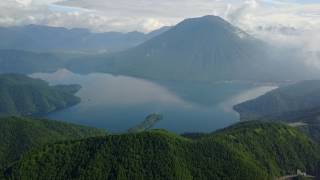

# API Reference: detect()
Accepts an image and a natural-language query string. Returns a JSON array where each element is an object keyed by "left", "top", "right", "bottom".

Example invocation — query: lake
[{"left": 31, "top": 69, "right": 277, "bottom": 133}]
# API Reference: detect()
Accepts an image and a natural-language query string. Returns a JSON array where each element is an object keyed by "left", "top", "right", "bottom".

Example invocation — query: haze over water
[{"left": 31, "top": 69, "right": 277, "bottom": 133}]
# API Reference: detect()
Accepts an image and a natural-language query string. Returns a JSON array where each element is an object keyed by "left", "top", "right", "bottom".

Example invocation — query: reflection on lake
[{"left": 31, "top": 69, "right": 277, "bottom": 133}]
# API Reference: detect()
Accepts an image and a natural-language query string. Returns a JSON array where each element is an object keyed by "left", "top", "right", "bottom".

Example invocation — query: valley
[{"left": 0, "top": 9, "right": 319, "bottom": 179}]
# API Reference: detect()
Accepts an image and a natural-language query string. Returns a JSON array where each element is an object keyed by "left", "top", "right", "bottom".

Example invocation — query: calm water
[{"left": 31, "top": 69, "right": 277, "bottom": 133}]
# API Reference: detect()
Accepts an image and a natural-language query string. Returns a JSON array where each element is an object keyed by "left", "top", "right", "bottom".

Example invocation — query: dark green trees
[
  {"left": 0, "top": 116, "right": 106, "bottom": 172},
  {"left": 5, "top": 121, "right": 320, "bottom": 179},
  {"left": 0, "top": 74, "right": 81, "bottom": 117}
]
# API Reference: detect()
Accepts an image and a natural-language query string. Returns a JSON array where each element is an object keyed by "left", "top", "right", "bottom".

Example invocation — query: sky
[{"left": 1, "top": 0, "right": 319, "bottom": 33}]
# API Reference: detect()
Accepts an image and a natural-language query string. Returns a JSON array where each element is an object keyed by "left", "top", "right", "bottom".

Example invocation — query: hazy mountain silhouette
[
  {"left": 0, "top": 25, "right": 169, "bottom": 53},
  {"left": 70, "top": 15, "right": 297, "bottom": 82}
]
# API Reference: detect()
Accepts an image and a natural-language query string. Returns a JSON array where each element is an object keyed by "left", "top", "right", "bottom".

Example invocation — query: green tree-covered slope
[
  {"left": 0, "top": 74, "right": 81, "bottom": 116},
  {"left": 5, "top": 121, "right": 320, "bottom": 179},
  {"left": 233, "top": 80, "right": 320, "bottom": 144},
  {"left": 0, "top": 116, "right": 106, "bottom": 172}
]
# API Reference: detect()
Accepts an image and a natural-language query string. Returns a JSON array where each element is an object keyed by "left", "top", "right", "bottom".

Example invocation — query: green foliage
[
  {"left": 5, "top": 121, "right": 320, "bottom": 179},
  {"left": 0, "top": 116, "right": 106, "bottom": 173},
  {"left": 212, "top": 121, "right": 320, "bottom": 177},
  {"left": 0, "top": 74, "right": 81, "bottom": 117}
]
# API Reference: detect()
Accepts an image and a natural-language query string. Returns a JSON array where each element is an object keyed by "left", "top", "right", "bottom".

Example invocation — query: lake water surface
[{"left": 31, "top": 69, "right": 277, "bottom": 133}]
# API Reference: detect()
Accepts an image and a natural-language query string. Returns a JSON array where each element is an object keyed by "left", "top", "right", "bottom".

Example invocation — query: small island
[
  {"left": 128, "top": 113, "right": 163, "bottom": 133},
  {"left": 0, "top": 74, "right": 81, "bottom": 117}
]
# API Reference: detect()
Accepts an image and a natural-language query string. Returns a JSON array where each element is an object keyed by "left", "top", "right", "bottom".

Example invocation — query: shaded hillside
[
  {"left": 5, "top": 121, "right": 320, "bottom": 179},
  {"left": 0, "top": 74, "right": 81, "bottom": 116},
  {"left": 0, "top": 49, "right": 63, "bottom": 74},
  {"left": 234, "top": 80, "right": 320, "bottom": 144},
  {"left": 0, "top": 116, "right": 106, "bottom": 172},
  {"left": 0, "top": 25, "right": 169, "bottom": 53},
  {"left": 234, "top": 80, "right": 320, "bottom": 122}
]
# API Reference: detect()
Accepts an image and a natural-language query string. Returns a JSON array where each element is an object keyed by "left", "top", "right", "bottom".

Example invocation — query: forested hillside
[
  {"left": 0, "top": 74, "right": 81, "bottom": 116},
  {"left": 0, "top": 116, "right": 106, "bottom": 172},
  {"left": 5, "top": 121, "right": 320, "bottom": 179}
]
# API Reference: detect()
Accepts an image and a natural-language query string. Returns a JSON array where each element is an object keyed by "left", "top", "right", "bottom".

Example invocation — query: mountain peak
[
  {"left": 161, "top": 15, "right": 245, "bottom": 42},
  {"left": 177, "top": 15, "right": 233, "bottom": 29},
  {"left": 188, "top": 15, "right": 227, "bottom": 23}
]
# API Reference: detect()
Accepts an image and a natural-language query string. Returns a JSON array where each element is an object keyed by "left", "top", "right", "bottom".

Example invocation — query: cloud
[
  {"left": 232, "top": 0, "right": 320, "bottom": 32},
  {"left": 15, "top": 0, "right": 32, "bottom": 6},
  {"left": 1, "top": 0, "right": 319, "bottom": 35},
  {"left": 0, "top": 0, "right": 233, "bottom": 32},
  {"left": 205, "top": 0, "right": 320, "bottom": 70}
]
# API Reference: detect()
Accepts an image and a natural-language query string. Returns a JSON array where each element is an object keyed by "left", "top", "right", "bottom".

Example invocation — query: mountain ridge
[
  {"left": 4, "top": 121, "right": 320, "bottom": 179},
  {"left": 0, "top": 24, "right": 169, "bottom": 53},
  {"left": 0, "top": 116, "right": 106, "bottom": 172}
]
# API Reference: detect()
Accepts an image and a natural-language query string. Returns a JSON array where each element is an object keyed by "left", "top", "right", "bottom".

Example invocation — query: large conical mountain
[
  {"left": 69, "top": 15, "right": 299, "bottom": 81},
  {"left": 69, "top": 16, "right": 316, "bottom": 81}
]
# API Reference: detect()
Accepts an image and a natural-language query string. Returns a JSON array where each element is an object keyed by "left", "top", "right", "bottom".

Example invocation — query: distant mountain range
[
  {"left": 0, "top": 49, "right": 64, "bottom": 74},
  {"left": 68, "top": 15, "right": 314, "bottom": 82},
  {"left": 0, "top": 15, "right": 316, "bottom": 82},
  {"left": 0, "top": 25, "right": 170, "bottom": 53}
]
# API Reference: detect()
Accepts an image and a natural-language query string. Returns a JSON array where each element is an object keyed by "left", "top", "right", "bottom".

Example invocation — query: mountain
[
  {"left": 0, "top": 49, "right": 64, "bottom": 74},
  {"left": 69, "top": 15, "right": 305, "bottom": 82},
  {"left": 0, "top": 74, "right": 81, "bottom": 117},
  {"left": 0, "top": 25, "right": 169, "bottom": 53},
  {"left": 4, "top": 121, "right": 320, "bottom": 179},
  {"left": 234, "top": 80, "right": 320, "bottom": 122},
  {"left": 0, "top": 116, "right": 106, "bottom": 172},
  {"left": 234, "top": 80, "right": 320, "bottom": 144},
  {"left": 146, "top": 26, "right": 171, "bottom": 38}
]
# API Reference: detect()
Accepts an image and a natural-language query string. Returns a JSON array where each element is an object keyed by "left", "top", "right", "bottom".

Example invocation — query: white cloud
[
  {"left": 0, "top": 0, "right": 319, "bottom": 45},
  {"left": 0, "top": 0, "right": 318, "bottom": 33},
  {"left": 15, "top": 0, "right": 32, "bottom": 6}
]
